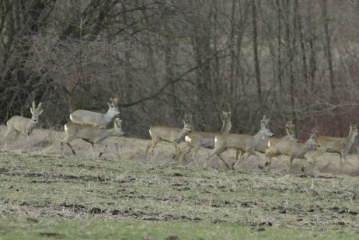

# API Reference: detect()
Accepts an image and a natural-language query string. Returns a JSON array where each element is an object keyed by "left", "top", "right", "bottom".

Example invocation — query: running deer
[
  {"left": 145, "top": 113, "right": 193, "bottom": 158},
  {"left": 70, "top": 97, "right": 120, "bottom": 128},
  {"left": 312, "top": 124, "right": 358, "bottom": 168},
  {"left": 61, "top": 117, "right": 125, "bottom": 158},
  {"left": 175, "top": 111, "right": 232, "bottom": 164},
  {"left": 208, "top": 115, "right": 273, "bottom": 169},
  {"left": 256, "top": 120, "right": 297, "bottom": 153},
  {"left": 4, "top": 101, "right": 44, "bottom": 138},
  {"left": 264, "top": 130, "right": 320, "bottom": 172}
]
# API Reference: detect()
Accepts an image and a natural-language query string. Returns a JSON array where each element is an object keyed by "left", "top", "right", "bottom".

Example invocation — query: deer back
[
  {"left": 149, "top": 126, "right": 187, "bottom": 143},
  {"left": 64, "top": 118, "right": 124, "bottom": 144},
  {"left": 69, "top": 97, "right": 120, "bottom": 128}
]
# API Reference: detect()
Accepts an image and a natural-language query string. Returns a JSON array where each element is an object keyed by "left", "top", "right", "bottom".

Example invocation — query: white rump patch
[
  {"left": 215, "top": 137, "right": 217, "bottom": 143},
  {"left": 185, "top": 136, "right": 191, "bottom": 143},
  {"left": 268, "top": 141, "right": 271, "bottom": 147},
  {"left": 64, "top": 124, "right": 68, "bottom": 132}
]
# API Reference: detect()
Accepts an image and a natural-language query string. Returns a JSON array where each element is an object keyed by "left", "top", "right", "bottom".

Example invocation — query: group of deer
[
  {"left": 146, "top": 112, "right": 358, "bottom": 172},
  {"left": 4, "top": 98, "right": 125, "bottom": 157},
  {"left": 4, "top": 100, "right": 358, "bottom": 170}
]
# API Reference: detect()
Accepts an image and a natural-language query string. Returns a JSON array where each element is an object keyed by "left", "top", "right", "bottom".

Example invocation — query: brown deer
[
  {"left": 264, "top": 130, "right": 320, "bottom": 172},
  {"left": 208, "top": 115, "right": 273, "bottom": 169},
  {"left": 175, "top": 111, "right": 232, "bottom": 165},
  {"left": 70, "top": 97, "right": 120, "bottom": 129},
  {"left": 145, "top": 113, "right": 193, "bottom": 158},
  {"left": 61, "top": 117, "right": 125, "bottom": 158},
  {"left": 5, "top": 101, "right": 44, "bottom": 138},
  {"left": 312, "top": 124, "right": 358, "bottom": 168},
  {"left": 256, "top": 120, "right": 296, "bottom": 153}
]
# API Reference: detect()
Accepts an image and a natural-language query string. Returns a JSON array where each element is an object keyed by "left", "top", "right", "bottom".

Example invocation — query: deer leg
[
  {"left": 14, "top": 131, "right": 20, "bottom": 140},
  {"left": 145, "top": 142, "right": 152, "bottom": 155},
  {"left": 66, "top": 143, "right": 76, "bottom": 155},
  {"left": 301, "top": 157, "right": 308, "bottom": 173},
  {"left": 233, "top": 150, "right": 243, "bottom": 169},
  {"left": 311, "top": 149, "right": 325, "bottom": 162},
  {"left": 172, "top": 143, "right": 179, "bottom": 159},
  {"left": 175, "top": 144, "right": 191, "bottom": 161},
  {"left": 4, "top": 127, "right": 14, "bottom": 139},
  {"left": 3, "top": 128, "right": 13, "bottom": 151},
  {"left": 99, "top": 144, "right": 108, "bottom": 158},
  {"left": 174, "top": 145, "right": 185, "bottom": 160},
  {"left": 242, "top": 151, "right": 251, "bottom": 161},
  {"left": 250, "top": 150, "right": 264, "bottom": 161},
  {"left": 206, "top": 150, "right": 216, "bottom": 168},
  {"left": 340, "top": 151, "right": 353, "bottom": 169},
  {"left": 235, "top": 150, "right": 240, "bottom": 161},
  {"left": 288, "top": 156, "right": 295, "bottom": 171},
  {"left": 263, "top": 156, "right": 272, "bottom": 171},
  {"left": 90, "top": 143, "right": 96, "bottom": 158},
  {"left": 259, "top": 151, "right": 272, "bottom": 170},
  {"left": 191, "top": 145, "right": 200, "bottom": 166},
  {"left": 208, "top": 147, "right": 230, "bottom": 169},
  {"left": 145, "top": 138, "right": 158, "bottom": 157},
  {"left": 216, "top": 153, "right": 230, "bottom": 170}
]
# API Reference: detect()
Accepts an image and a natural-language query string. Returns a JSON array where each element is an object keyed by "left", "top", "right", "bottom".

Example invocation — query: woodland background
[{"left": 1, "top": 0, "right": 359, "bottom": 139}]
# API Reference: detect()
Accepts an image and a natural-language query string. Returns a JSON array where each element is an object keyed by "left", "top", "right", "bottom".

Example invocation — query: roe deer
[
  {"left": 312, "top": 124, "right": 358, "bottom": 168},
  {"left": 145, "top": 113, "right": 193, "bottom": 158},
  {"left": 5, "top": 101, "right": 44, "bottom": 138},
  {"left": 70, "top": 97, "right": 120, "bottom": 128},
  {"left": 175, "top": 111, "right": 232, "bottom": 164},
  {"left": 61, "top": 117, "right": 125, "bottom": 158},
  {"left": 264, "top": 130, "right": 320, "bottom": 172},
  {"left": 208, "top": 115, "right": 273, "bottom": 169},
  {"left": 256, "top": 120, "right": 297, "bottom": 153}
]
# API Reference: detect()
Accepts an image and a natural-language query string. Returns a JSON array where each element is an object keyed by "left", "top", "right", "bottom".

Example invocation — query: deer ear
[{"left": 30, "top": 107, "right": 34, "bottom": 115}]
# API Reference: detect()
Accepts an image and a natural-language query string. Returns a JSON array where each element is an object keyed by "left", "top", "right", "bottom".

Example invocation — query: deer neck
[
  {"left": 104, "top": 109, "right": 117, "bottom": 121},
  {"left": 295, "top": 141, "right": 313, "bottom": 158},
  {"left": 27, "top": 120, "right": 37, "bottom": 134},
  {"left": 343, "top": 130, "right": 357, "bottom": 152},
  {"left": 175, "top": 127, "right": 189, "bottom": 143},
  {"left": 253, "top": 130, "right": 267, "bottom": 148},
  {"left": 221, "top": 121, "right": 232, "bottom": 134},
  {"left": 284, "top": 133, "right": 296, "bottom": 141}
]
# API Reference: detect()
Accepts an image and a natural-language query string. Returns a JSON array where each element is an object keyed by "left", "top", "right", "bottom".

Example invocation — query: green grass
[
  {"left": 0, "top": 218, "right": 358, "bottom": 240},
  {"left": 0, "top": 152, "right": 358, "bottom": 239}
]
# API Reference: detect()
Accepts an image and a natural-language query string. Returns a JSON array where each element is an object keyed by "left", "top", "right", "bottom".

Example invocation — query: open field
[{"left": 0, "top": 126, "right": 358, "bottom": 239}]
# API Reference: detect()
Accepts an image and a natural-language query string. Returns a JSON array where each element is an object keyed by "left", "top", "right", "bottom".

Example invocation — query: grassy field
[{"left": 0, "top": 126, "right": 358, "bottom": 239}]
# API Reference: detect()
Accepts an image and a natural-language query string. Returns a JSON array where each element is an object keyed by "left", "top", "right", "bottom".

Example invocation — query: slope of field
[{"left": 0, "top": 126, "right": 358, "bottom": 239}]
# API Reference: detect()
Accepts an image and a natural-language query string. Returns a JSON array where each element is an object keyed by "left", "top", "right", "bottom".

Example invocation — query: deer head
[{"left": 29, "top": 101, "right": 44, "bottom": 125}]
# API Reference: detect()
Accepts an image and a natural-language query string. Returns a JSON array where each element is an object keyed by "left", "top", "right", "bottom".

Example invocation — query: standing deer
[
  {"left": 175, "top": 111, "right": 232, "bottom": 164},
  {"left": 145, "top": 113, "right": 193, "bottom": 158},
  {"left": 4, "top": 101, "right": 44, "bottom": 138},
  {"left": 256, "top": 120, "right": 297, "bottom": 154},
  {"left": 264, "top": 130, "right": 320, "bottom": 172},
  {"left": 208, "top": 115, "right": 273, "bottom": 169},
  {"left": 312, "top": 124, "right": 358, "bottom": 168},
  {"left": 70, "top": 97, "right": 120, "bottom": 129},
  {"left": 61, "top": 117, "right": 125, "bottom": 158}
]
